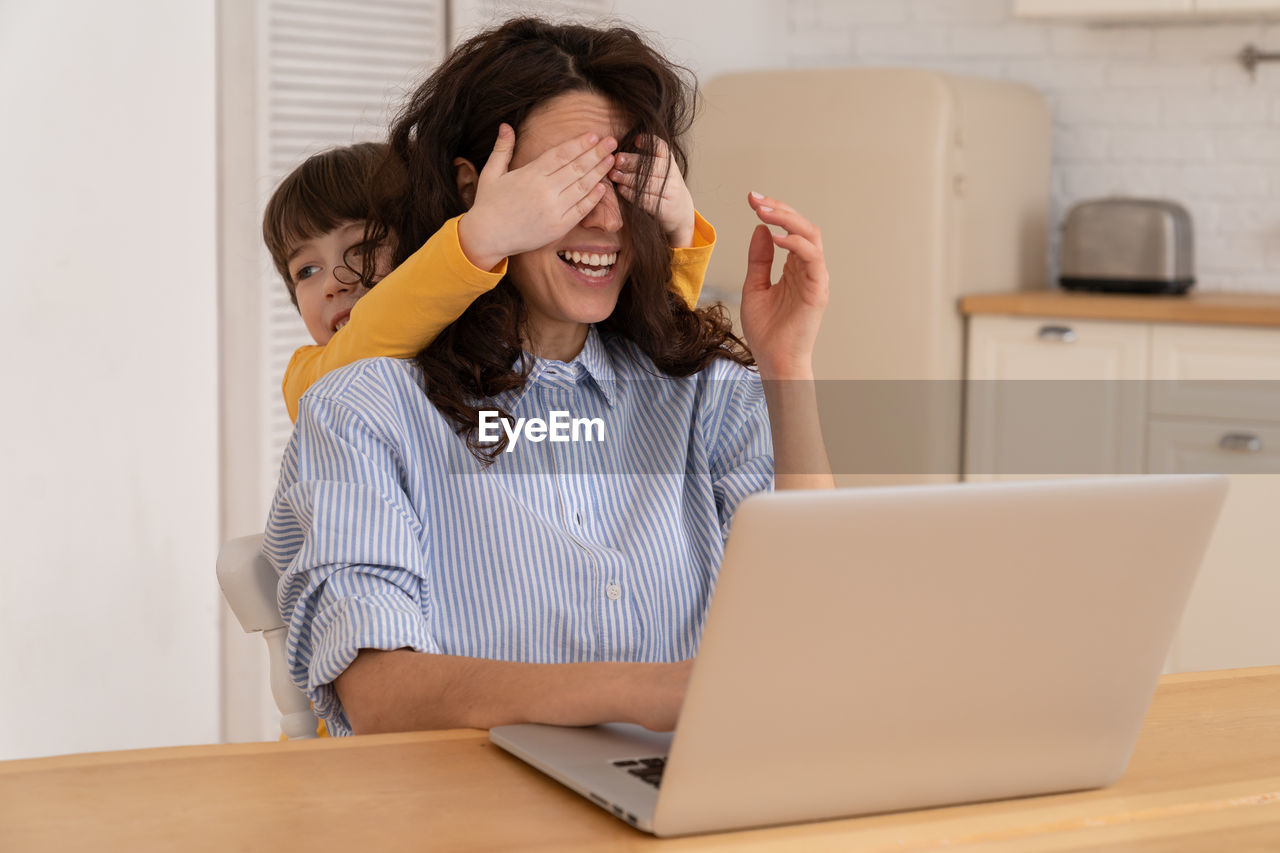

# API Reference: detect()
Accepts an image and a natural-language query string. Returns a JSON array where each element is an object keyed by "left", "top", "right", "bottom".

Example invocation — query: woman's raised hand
[
  {"left": 738, "top": 193, "right": 830, "bottom": 379},
  {"left": 610, "top": 135, "right": 696, "bottom": 249},
  {"left": 457, "top": 123, "right": 618, "bottom": 271}
]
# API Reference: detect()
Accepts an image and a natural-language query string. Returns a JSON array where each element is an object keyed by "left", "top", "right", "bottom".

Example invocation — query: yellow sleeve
[
  {"left": 668, "top": 210, "right": 716, "bottom": 309},
  {"left": 281, "top": 215, "right": 507, "bottom": 422}
]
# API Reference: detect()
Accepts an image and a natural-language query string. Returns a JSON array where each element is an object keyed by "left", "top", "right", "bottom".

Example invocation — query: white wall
[
  {"left": 611, "top": 0, "right": 789, "bottom": 81},
  {"left": 0, "top": 1, "right": 220, "bottom": 759},
  {"left": 620, "top": 0, "right": 1280, "bottom": 293}
]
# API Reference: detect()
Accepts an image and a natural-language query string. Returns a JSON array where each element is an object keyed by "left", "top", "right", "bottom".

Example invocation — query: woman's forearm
[
  {"left": 733, "top": 192, "right": 832, "bottom": 489},
  {"left": 334, "top": 648, "right": 691, "bottom": 734},
  {"left": 759, "top": 365, "right": 835, "bottom": 491}
]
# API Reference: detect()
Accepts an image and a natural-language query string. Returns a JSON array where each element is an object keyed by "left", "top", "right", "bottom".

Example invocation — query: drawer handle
[
  {"left": 1037, "top": 325, "right": 1077, "bottom": 343},
  {"left": 1219, "top": 433, "right": 1262, "bottom": 453}
]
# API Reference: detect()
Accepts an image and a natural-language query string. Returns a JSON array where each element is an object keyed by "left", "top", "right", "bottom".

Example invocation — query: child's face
[{"left": 288, "top": 221, "right": 386, "bottom": 345}]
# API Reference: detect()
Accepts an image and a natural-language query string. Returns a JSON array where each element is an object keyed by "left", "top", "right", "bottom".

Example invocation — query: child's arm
[
  {"left": 610, "top": 137, "right": 712, "bottom": 310},
  {"left": 282, "top": 216, "right": 503, "bottom": 422},
  {"left": 669, "top": 210, "right": 715, "bottom": 309}
]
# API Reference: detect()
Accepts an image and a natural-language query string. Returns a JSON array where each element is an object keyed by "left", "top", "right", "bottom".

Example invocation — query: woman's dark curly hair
[{"left": 365, "top": 17, "right": 753, "bottom": 460}]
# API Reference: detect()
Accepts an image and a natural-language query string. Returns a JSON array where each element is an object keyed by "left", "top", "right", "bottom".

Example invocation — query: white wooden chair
[{"left": 216, "top": 534, "right": 319, "bottom": 739}]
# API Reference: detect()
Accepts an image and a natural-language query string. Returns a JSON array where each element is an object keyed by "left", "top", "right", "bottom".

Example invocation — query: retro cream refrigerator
[{"left": 689, "top": 69, "right": 1052, "bottom": 486}]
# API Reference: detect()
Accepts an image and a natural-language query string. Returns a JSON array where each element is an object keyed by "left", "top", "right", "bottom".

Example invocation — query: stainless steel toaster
[{"left": 1059, "top": 198, "right": 1194, "bottom": 294}]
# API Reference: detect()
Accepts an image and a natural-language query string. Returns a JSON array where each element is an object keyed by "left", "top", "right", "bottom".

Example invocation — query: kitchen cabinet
[
  {"left": 1014, "top": 0, "right": 1280, "bottom": 20},
  {"left": 1016, "top": 0, "right": 1190, "bottom": 18},
  {"left": 965, "top": 315, "right": 1147, "bottom": 479},
  {"left": 1195, "top": 0, "right": 1280, "bottom": 11},
  {"left": 962, "top": 294, "right": 1280, "bottom": 673}
]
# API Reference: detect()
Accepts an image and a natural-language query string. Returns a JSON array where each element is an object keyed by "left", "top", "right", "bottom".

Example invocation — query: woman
[{"left": 264, "top": 18, "right": 833, "bottom": 736}]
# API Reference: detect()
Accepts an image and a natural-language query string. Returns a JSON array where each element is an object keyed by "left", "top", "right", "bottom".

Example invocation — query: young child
[{"left": 263, "top": 125, "right": 715, "bottom": 422}]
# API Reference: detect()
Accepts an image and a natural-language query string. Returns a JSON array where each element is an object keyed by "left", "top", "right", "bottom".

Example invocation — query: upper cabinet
[
  {"left": 1195, "top": 0, "right": 1280, "bottom": 10},
  {"left": 1014, "top": 0, "right": 1280, "bottom": 20}
]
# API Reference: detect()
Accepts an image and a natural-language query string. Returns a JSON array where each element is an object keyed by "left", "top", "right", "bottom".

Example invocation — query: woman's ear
[{"left": 453, "top": 157, "right": 479, "bottom": 208}]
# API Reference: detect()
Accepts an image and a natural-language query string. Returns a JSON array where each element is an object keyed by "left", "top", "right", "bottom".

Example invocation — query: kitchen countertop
[{"left": 960, "top": 290, "right": 1280, "bottom": 328}]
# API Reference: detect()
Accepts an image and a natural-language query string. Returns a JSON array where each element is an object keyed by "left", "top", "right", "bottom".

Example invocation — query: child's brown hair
[{"left": 262, "top": 141, "right": 395, "bottom": 307}]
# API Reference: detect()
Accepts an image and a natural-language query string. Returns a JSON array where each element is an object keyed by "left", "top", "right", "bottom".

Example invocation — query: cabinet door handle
[
  {"left": 1037, "top": 325, "right": 1077, "bottom": 343},
  {"left": 1219, "top": 433, "right": 1263, "bottom": 453}
]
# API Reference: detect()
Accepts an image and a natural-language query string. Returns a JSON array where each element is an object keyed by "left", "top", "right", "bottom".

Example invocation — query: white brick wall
[{"left": 786, "top": 0, "right": 1280, "bottom": 291}]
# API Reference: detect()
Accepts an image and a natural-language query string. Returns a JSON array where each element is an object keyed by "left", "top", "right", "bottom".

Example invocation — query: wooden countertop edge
[
  {"left": 0, "top": 727, "right": 488, "bottom": 774},
  {"left": 1157, "top": 664, "right": 1279, "bottom": 684},
  {"left": 959, "top": 291, "right": 1280, "bottom": 327}
]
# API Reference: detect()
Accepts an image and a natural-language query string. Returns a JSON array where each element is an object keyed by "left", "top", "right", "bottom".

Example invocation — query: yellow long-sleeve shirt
[{"left": 282, "top": 211, "right": 716, "bottom": 421}]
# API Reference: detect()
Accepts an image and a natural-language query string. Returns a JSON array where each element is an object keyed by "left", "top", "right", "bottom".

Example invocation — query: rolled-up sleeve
[
  {"left": 705, "top": 364, "right": 774, "bottom": 539},
  {"left": 263, "top": 384, "right": 440, "bottom": 733}
]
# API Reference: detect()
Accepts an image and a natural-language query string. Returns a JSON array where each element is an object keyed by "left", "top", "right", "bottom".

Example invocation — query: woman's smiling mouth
[{"left": 556, "top": 249, "right": 618, "bottom": 279}]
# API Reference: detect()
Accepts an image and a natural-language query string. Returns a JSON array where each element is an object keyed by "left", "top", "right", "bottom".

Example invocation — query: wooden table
[{"left": 3, "top": 667, "right": 1278, "bottom": 851}]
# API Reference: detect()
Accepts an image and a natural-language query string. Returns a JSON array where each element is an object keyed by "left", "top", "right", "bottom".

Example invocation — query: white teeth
[
  {"left": 335, "top": 319, "right": 348, "bottom": 331},
  {"left": 557, "top": 250, "right": 617, "bottom": 268}
]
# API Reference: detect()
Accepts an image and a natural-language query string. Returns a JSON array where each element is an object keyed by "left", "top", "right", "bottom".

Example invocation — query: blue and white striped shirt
[{"left": 263, "top": 326, "right": 773, "bottom": 734}]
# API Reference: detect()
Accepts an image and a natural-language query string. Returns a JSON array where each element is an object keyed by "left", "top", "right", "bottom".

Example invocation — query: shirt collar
[{"left": 515, "top": 325, "right": 619, "bottom": 408}]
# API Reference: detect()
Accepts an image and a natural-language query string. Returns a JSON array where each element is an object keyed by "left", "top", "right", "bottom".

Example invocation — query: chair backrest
[{"left": 216, "top": 534, "right": 319, "bottom": 740}]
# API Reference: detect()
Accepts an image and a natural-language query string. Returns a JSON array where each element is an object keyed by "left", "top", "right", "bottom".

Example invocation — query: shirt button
[{"left": 606, "top": 582, "right": 621, "bottom": 601}]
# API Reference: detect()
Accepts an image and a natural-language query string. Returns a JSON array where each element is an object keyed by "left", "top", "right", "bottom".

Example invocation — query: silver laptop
[{"left": 490, "top": 475, "right": 1228, "bottom": 837}]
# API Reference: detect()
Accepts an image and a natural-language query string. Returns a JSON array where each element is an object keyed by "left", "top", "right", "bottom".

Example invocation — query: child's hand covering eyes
[
  {"left": 610, "top": 135, "right": 696, "bottom": 249},
  {"left": 458, "top": 124, "right": 618, "bottom": 271}
]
